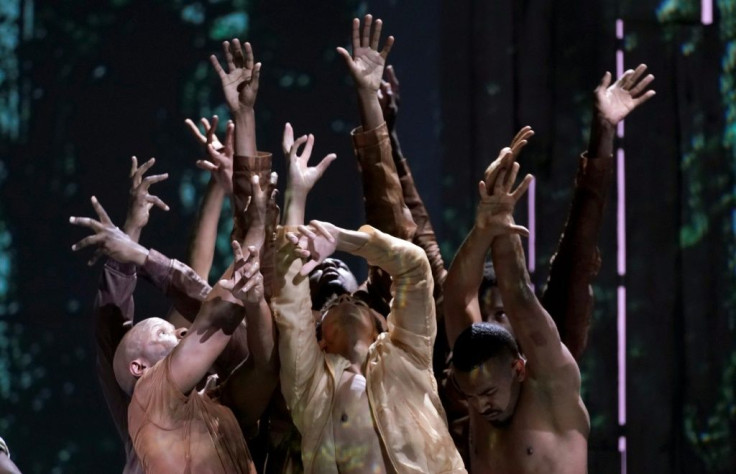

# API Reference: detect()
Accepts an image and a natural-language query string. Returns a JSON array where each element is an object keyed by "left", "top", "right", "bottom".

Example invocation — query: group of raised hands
[{"left": 64, "top": 12, "right": 658, "bottom": 472}]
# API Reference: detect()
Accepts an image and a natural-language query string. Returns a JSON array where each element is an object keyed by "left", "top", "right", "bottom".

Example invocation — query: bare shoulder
[{"left": 526, "top": 344, "right": 589, "bottom": 435}]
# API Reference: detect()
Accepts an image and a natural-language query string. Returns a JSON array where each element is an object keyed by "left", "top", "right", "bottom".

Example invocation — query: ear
[
  {"left": 512, "top": 358, "right": 526, "bottom": 382},
  {"left": 130, "top": 359, "right": 148, "bottom": 378}
]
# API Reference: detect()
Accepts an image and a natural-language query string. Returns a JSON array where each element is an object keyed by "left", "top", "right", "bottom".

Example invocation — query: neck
[{"left": 342, "top": 339, "right": 372, "bottom": 374}]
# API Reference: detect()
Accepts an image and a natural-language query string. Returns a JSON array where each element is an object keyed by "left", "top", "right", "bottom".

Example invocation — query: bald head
[{"left": 113, "top": 318, "right": 183, "bottom": 395}]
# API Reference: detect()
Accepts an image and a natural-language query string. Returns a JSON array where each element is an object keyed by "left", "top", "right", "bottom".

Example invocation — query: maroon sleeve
[
  {"left": 138, "top": 249, "right": 212, "bottom": 321},
  {"left": 94, "top": 259, "right": 136, "bottom": 444},
  {"left": 541, "top": 153, "right": 614, "bottom": 360}
]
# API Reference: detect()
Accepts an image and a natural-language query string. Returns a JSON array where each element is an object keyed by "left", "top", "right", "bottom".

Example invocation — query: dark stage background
[{"left": 0, "top": 0, "right": 734, "bottom": 472}]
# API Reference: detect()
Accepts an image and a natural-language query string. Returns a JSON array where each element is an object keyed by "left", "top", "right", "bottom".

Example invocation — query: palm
[
  {"left": 598, "top": 89, "right": 635, "bottom": 125},
  {"left": 594, "top": 65, "right": 656, "bottom": 127},
  {"left": 352, "top": 48, "right": 385, "bottom": 90}
]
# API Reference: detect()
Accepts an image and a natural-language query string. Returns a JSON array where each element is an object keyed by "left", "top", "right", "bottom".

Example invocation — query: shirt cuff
[
  {"left": 140, "top": 248, "right": 174, "bottom": 291},
  {"left": 104, "top": 259, "right": 136, "bottom": 276},
  {"left": 233, "top": 151, "right": 273, "bottom": 173},
  {"left": 351, "top": 122, "right": 389, "bottom": 149}
]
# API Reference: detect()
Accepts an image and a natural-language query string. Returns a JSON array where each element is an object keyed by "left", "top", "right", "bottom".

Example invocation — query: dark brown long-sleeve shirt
[{"left": 541, "top": 153, "right": 613, "bottom": 360}]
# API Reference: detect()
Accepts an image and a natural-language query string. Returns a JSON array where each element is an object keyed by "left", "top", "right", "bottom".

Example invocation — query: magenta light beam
[
  {"left": 615, "top": 18, "right": 627, "bottom": 474},
  {"left": 528, "top": 177, "right": 536, "bottom": 274},
  {"left": 702, "top": 0, "right": 713, "bottom": 25}
]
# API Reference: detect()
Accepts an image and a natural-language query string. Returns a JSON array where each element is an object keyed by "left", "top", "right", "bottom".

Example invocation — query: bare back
[
  {"left": 332, "top": 370, "right": 392, "bottom": 474},
  {"left": 470, "top": 371, "right": 589, "bottom": 473}
]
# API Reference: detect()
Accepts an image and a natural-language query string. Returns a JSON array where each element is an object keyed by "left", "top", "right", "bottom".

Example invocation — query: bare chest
[
  {"left": 331, "top": 371, "right": 390, "bottom": 474},
  {"left": 469, "top": 408, "right": 587, "bottom": 474}
]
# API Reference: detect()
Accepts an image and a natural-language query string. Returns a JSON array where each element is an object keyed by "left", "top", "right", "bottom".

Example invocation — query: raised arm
[
  {"left": 542, "top": 65, "right": 655, "bottom": 359},
  {"left": 297, "top": 220, "right": 436, "bottom": 363},
  {"left": 183, "top": 115, "right": 234, "bottom": 280},
  {"left": 210, "top": 39, "right": 260, "bottom": 157},
  {"left": 210, "top": 39, "right": 271, "bottom": 244},
  {"left": 219, "top": 236, "right": 278, "bottom": 431},
  {"left": 270, "top": 227, "right": 328, "bottom": 432},
  {"left": 281, "top": 124, "right": 337, "bottom": 227},
  {"left": 70, "top": 195, "right": 151, "bottom": 442},
  {"left": 443, "top": 130, "right": 533, "bottom": 347},
  {"left": 337, "top": 15, "right": 415, "bottom": 240},
  {"left": 167, "top": 240, "right": 255, "bottom": 394},
  {"left": 488, "top": 160, "right": 577, "bottom": 382},
  {"left": 379, "top": 67, "right": 446, "bottom": 287}
]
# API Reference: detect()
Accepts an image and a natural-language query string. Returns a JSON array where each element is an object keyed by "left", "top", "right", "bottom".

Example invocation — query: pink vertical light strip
[
  {"left": 617, "top": 286, "right": 627, "bottom": 426},
  {"left": 616, "top": 18, "right": 627, "bottom": 474},
  {"left": 616, "top": 20, "right": 625, "bottom": 139},
  {"left": 618, "top": 436, "right": 628, "bottom": 474},
  {"left": 617, "top": 148, "right": 627, "bottom": 276},
  {"left": 702, "top": 0, "right": 713, "bottom": 25},
  {"left": 528, "top": 177, "right": 536, "bottom": 273}
]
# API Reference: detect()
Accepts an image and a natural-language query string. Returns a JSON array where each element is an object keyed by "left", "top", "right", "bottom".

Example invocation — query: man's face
[
  {"left": 139, "top": 318, "right": 188, "bottom": 365},
  {"left": 319, "top": 302, "right": 376, "bottom": 354},
  {"left": 452, "top": 356, "right": 524, "bottom": 426},
  {"left": 480, "top": 286, "right": 514, "bottom": 337},
  {"left": 309, "top": 258, "right": 359, "bottom": 302}
]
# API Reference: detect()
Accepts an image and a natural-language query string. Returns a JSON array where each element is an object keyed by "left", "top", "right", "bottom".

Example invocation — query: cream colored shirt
[{"left": 272, "top": 225, "right": 466, "bottom": 474}]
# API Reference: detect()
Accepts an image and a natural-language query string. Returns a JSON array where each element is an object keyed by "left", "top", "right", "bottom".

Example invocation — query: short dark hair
[{"left": 451, "top": 322, "right": 519, "bottom": 372}]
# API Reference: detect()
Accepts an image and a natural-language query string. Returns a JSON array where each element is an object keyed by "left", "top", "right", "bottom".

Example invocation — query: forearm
[
  {"left": 138, "top": 249, "right": 212, "bottom": 321},
  {"left": 352, "top": 122, "right": 416, "bottom": 240},
  {"left": 282, "top": 189, "right": 307, "bottom": 226},
  {"left": 443, "top": 227, "right": 493, "bottom": 345},
  {"left": 586, "top": 113, "right": 616, "bottom": 159},
  {"left": 491, "top": 234, "right": 535, "bottom": 310},
  {"left": 272, "top": 230, "right": 324, "bottom": 410},
  {"left": 188, "top": 178, "right": 226, "bottom": 280},
  {"left": 396, "top": 157, "right": 447, "bottom": 287},
  {"left": 244, "top": 299, "right": 275, "bottom": 367},
  {"left": 357, "top": 89, "right": 384, "bottom": 131},
  {"left": 350, "top": 226, "right": 435, "bottom": 346},
  {"left": 233, "top": 108, "right": 257, "bottom": 157}
]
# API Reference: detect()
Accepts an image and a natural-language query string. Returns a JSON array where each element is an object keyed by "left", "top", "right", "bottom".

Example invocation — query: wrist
[
  {"left": 283, "top": 191, "right": 306, "bottom": 226},
  {"left": 335, "top": 228, "right": 366, "bottom": 253},
  {"left": 132, "top": 244, "right": 150, "bottom": 267},
  {"left": 588, "top": 114, "right": 616, "bottom": 158},
  {"left": 123, "top": 221, "right": 143, "bottom": 243},
  {"left": 356, "top": 87, "right": 378, "bottom": 99},
  {"left": 232, "top": 108, "right": 255, "bottom": 123}
]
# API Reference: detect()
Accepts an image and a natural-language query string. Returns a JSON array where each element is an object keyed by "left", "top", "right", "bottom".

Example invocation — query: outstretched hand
[
  {"left": 219, "top": 241, "right": 264, "bottom": 303},
  {"left": 186, "top": 115, "right": 235, "bottom": 194},
  {"left": 483, "top": 126, "right": 534, "bottom": 190},
  {"left": 285, "top": 220, "right": 339, "bottom": 276},
  {"left": 337, "top": 14, "right": 394, "bottom": 92},
  {"left": 124, "top": 156, "right": 169, "bottom": 238},
  {"left": 594, "top": 64, "right": 655, "bottom": 127},
  {"left": 210, "top": 39, "right": 261, "bottom": 114},
  {"left": 184, "top": 116, "right": 224, "bottom": 151},
  {"left": 475, "top": 151, "right": 533, "bottom": 237},
  {"left": 71, "top": 196, "right": 149, "bottom": 266},
  {"left": 283, "top": 123, "right": 337, "bottom": 196}
]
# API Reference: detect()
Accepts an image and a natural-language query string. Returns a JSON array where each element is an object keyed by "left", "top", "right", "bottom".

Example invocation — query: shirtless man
[
  {"left": 70, "top": 175, "right": 274, "bottom": 472},
  {"left": 449, "top": 149, "right": 588, "bottom": 473}
]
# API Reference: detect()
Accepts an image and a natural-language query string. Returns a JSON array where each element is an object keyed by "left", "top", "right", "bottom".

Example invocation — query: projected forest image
[{"left": 0, "top": 0, "right": 734, "bottom": 472}]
